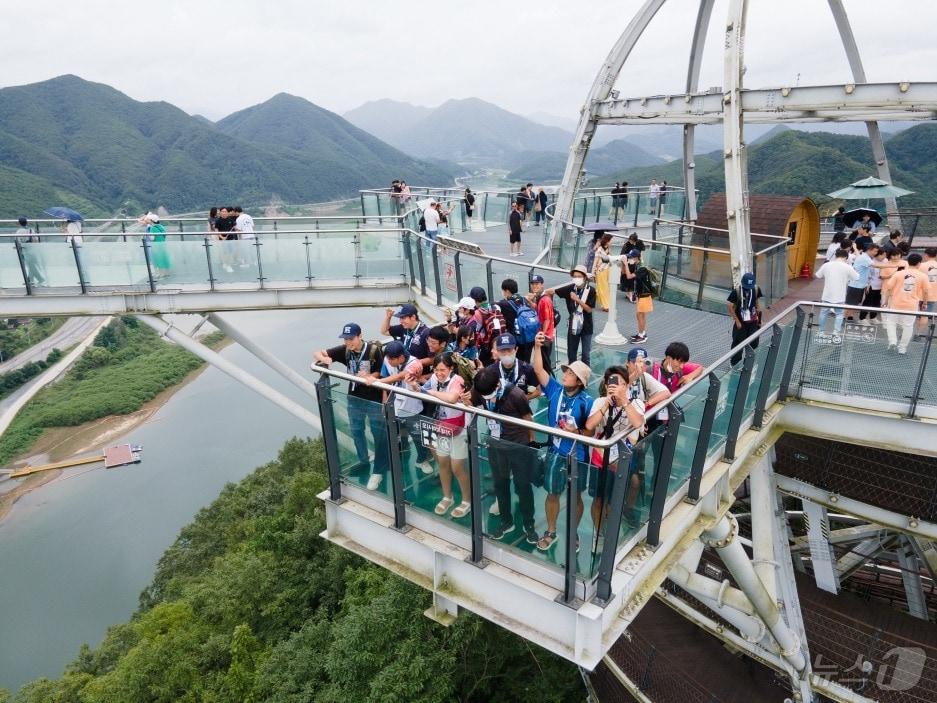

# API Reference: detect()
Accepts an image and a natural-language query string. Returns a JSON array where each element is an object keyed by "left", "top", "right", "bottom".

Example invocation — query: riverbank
[{"left": 0, "top": 329, "right": 231, "bottom": 525}]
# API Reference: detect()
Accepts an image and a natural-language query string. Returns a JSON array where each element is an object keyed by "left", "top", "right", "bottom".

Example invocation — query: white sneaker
[
  {"left": 415, "top": 459, "right": 433, "bottom": 475},
  {"left": 366, "top": 474, "right": 383, "bottom": 490},
  {"left": 489, "top": 499, "right": 500, "bottom": 516}
]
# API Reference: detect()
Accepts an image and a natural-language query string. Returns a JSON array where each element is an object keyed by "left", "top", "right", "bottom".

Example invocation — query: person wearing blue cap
[
  {"left": 489, "top": 333, "right": 541, "bottom": 401},
  {"left": 727, "top": 272, "right": 763, "bottom": 366},
  {"left": 382, "top": 303, "right": 432, "bottom": 368},
  {"left": 380, "top": 340, "right": 434, "bottom": 474},
  {"left": 313, "top": 323, "right": 388, "bottom": 489}
]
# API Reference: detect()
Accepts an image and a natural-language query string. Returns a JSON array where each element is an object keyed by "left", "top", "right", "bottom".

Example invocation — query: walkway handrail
[{"left": 0, "top": 227, "right": 410, "bottom": 240}]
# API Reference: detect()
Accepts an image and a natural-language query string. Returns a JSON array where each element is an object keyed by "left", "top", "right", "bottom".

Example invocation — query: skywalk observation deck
[{"left": 3, "top": 188, "right": 936, "bottom": 698}]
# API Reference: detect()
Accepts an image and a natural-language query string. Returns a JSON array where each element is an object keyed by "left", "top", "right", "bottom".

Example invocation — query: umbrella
[
  {"left": 43, "top": 206, "right": 84, "bottom": 222},
  {"left": 827, "top": 176, "right": 914, "bottom": 201},
  {"left": 583, "top": 221, "right": 619, "bottom": 232},
  {"left": 842, "top": 208, "right": 882, "bottom": 229}
]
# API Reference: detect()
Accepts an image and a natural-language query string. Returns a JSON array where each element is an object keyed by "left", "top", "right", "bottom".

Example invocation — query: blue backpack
[{"left": 507, "top": 298, "right": 541, "bottom": 345}]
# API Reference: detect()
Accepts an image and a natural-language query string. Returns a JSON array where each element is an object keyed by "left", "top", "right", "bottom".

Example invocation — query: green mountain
[
  {"left": 0, "top": 76, "right": 451, "bottom": 218},
  {"left": 596, "top": 125, "right": 937, "bottom": 212},
  {"left": 216, "top": 93, "right": 450, "bottom": 189},
  {"left": 506, "top": 138, "right": 663, "bottom": 182}
]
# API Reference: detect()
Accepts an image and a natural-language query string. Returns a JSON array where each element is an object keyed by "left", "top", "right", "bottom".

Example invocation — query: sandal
[
  {"left": 434, "top": 496, "right": 454, "bottom": 515},
  {"left": 451, "top": 501, "right": 472, "bottom": 519},
  {"left": 537, "top": 531, "right": 558, "bottom": 551}
]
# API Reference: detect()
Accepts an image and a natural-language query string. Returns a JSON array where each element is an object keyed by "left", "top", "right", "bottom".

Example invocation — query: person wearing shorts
[
  {"left": 531, "top": 331, "right": 594, "bottom": 551},
  {"left": 508, "top": 201, "right": 523, "bottom": 256}
]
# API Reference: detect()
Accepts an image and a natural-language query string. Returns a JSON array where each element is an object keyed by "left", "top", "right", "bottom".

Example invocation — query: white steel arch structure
[{"left": 555, "top": 0, "right": 929, "bottom": 287}]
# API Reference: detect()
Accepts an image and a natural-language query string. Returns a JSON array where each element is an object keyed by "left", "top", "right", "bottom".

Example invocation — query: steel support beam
[
  {"left": 749, "top": 454, "right": 778, "bottom": 600},
  {"left": 802, "top": 499, "right": 840, "bottom": 594},
  {"left": 896, "top": 536, "right": 930, "bottom": 620},
  {"left": 836, "top": 534, "right": 895, "bottom": 581},
  {"left": 553, "top": 0, "right": 667, "bottom": 224},
  {"left": 682, "top": 0, "right": 716, "bottom": 221},
  {"left": 592, "top": 82, "right": 937, "bottom": 125},
  {"left": 134, "top": 315, "right": 321, "bottom": 431}
]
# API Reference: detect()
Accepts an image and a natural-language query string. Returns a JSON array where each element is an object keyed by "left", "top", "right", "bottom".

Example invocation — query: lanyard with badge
[
  {"left": 485, "top": 389, "right": 503, "bottom": 439},
  {"left": 499, "top": 361, "right": 519, "bottom": 388},
  {"left": 348, "top": 343, "right": 368, "bottom": 392},
  {"left": 739, "top": 288, "right": 755, "bottom": 322},
  {"left": 602, "top": 406, "right": 623, "bottom": 462},
  {"left": 552, "top": 392, "right": 579, "bottom": 449}
]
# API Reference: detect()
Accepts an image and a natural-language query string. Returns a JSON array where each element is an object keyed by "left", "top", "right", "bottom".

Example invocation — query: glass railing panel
[
  {"left": 666, "top": 388, "right": 708, "bottom": 495},
  {"left": 617, "top": 423, "right": 667, "bottom": 547},
  {"left": 204, "top": 239, "right": 261, "bottom": 285},
  {"left": 305, "top": 233, "right": 357, "bottom": 280},
  {"left": 79, "top": 240, "right": 149, "bottom": 288},
  {"left": 361, "top": 193, "right": 380, "bottom": 221},
  {"left": 154, "top": 240, "right": 213, "bottom": 286},
  {"left": 706, "top": 362, "right": 740, "bottom": 456},
  {"left": 769, "top": 319, "right": 796, "bottom": 395},
  {"left": 742, "top": 339, "right": 774, "bottom": 421},
  {"left": 357, "top": 231, "right": 406, "bottom": 279},
  {"left": 921, "top": 334, "right": 937, "bottom": 409},
  {"left": 16, "top": 242, "right": 83, "bottom": 288},
  {"left": 329, "top": 384, "right": 394, "bottom": 500},
  {"left": 1, "top": 241, "right": 27, "bottom": 289},
  {"left": 255, "top": 237, "right": 309, "bottom": 283}
]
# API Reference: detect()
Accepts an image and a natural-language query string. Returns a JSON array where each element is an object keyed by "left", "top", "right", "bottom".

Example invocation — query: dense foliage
[
  {"left": 11, "top": 437, "right": 583, "bottom": 702},
  {"left": 0, "top": 348, "right": 63, "bottom": 400},
  {"left": 0, "top": 318, "right": 221, "bottom": 466},
  {"left": 597, "top": 124, "right": 937, "bottom": 212},
  {"left": 0, "top": 76, "right": 451, "bottom": 218}
]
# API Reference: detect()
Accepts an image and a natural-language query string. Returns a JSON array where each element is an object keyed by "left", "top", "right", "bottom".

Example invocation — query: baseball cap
[
  {"left": 468, "top": 286, "right": 488, "bottom": 303},
  {"left": 627, "top": 248, "right": 641, "bottom": 259},
  {"left": 383, "top": 340, "right": 405, "bottom": 358},
  {"left": 495, "top": 333, "right": 517, "bottom": 350},
  {"left": 741, "top": 272, "right": 756, "bottom": 290},
  {"left": 339, "top": 322, "right": 362, "bottom": 339},
  {"left": 627, "top": 347, "right": 650, "bottom": 363},
  {"left": 18, "top": 216, "right": 27, "bottom": 226},
  {"left": 560, "top": 360, "right": 592, "bottom": 386},
  {"left": 530, "top": 274, "right": 545, "bottom": 285},
  {"left": 393, "top": 303, "right": 419, "bottom": 318},
  {"left": 457, "top": 296, "right": 476, "bottom": 311}
]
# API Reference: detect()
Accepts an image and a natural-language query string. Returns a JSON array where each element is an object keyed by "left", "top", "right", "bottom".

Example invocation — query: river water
[{"left": 0, "top": 307, "right": 386, "bottom": 692}]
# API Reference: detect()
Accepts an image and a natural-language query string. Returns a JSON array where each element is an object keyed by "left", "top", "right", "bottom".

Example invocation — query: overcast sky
[{"left": 2, "top": 0, "right": 934, "bottom": 122}]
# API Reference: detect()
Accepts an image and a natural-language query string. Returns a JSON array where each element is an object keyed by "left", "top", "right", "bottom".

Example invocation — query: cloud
[{"left": 0, "top": 0, "right": 932, "bottom": 121}]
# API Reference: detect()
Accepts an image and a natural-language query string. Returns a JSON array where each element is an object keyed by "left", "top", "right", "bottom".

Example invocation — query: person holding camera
[{"left": 531, "top": 330, "right": 594, "bottom": 551}]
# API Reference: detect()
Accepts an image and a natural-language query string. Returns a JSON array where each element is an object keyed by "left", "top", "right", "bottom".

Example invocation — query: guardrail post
[
  {"left": 723, "top": 347, "right": 755, "bottom": 462},
  {"left": 120, "top": 220, "right": 127, "bottom": 242},
  {"left": 752, "top": 324, "right": 783, "bottom": 429},
  {"left": 561, "top": 451, "right": 581, "bottom": 604},
  {"left": 376, "top": 193, "right": 383, "bottom": 226},
  {"left": 403, "top": 232, "right": 416, "bottom": 287},
  {"left": 633, "top": 193, "right": 640, "bottom": 226},
  {"left": 466, "top": 419, "right": 485, "bottom": 565},
  {"left": 696, "top": 250, "right": 709, "bottom": 308},
  {"left": 253, "top": 238, "right": 265, "bottom": 289},
  {"left": 908, "top": 319, "right": 935, "bottom": 419},
  {"left": 203, "top": 236, "right": 216, "bottom": 292},
  {"left": 686, "top": 374, "right": 721, "bottom": 503},
  {"left": 359, "top": 193, "right": 366, "bottom": 222},
  {"left": 485, "top": 259, "right": 494, "bottom": 305},
  {"left": 651, "top": 219, "right": 658, "bottom": 241},
  {"left": 71, "top": 238, "right": 88, "bottom": 294},
  {"left": 594, "top": 445, "right": 628, "bottom": 604},
  {"left": 778, "top": 308, "right": 805, "bottom": 401},
  {"left": 304, "top": 235, "right": 314, "bottom": 285},
  {"left": 453, "top": 251, "right": 463, "bottom": 299},
  {"left": 315, "top": 375, "right": 343, "bottom": 502},
  {"left": 382, "top": 400, "right": 408, "bottom": 530},
  {"left": 141, "top": 238, "right": 156, "bottom": 292},
  {"left": 482, "top": 194, "right": 488, "bottom": 224},
  {"left": 647, "top": 404, "right": 682, "bottom": 548},
  {"left": 13, "top": 239, "right": 33, "bottom": 295},
  {"left": 431, "top": 243, "right": 443, "bottom": 306},
  {"left": 660, "top": 244, "right": 671, "bottom": 297},
  {"left": 415, "top": 236, "right": 427, "bottom": 296}
]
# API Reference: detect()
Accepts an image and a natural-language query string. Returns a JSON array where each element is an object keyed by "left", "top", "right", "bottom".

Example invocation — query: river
[{"left": 0, "top": 307, "right": 387, "bottom": 693}]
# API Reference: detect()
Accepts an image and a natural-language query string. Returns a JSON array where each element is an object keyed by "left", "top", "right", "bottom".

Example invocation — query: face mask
[
  {"left": 481, "top": 390, "right": 498, "bottom": 401},
  {"left": 572, "top": 276, "right": 585, "bottom": 287},
  {"left": 500, "top": 352, "right": 517, "bottom": 367}
]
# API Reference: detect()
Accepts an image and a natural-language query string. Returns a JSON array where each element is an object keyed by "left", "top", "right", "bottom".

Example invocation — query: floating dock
[{"left": 7, "top": 444, "right": 142, "bottom": 479}]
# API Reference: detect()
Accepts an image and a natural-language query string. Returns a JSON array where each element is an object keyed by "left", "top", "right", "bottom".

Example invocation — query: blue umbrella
[{"left": 43, "top": 206, "right": 83, "bottom": 222}]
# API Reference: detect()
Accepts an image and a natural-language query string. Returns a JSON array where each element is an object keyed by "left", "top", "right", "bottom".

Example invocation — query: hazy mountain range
[{"left": 0, "top": 76, "right": 450, "bottom": 218}]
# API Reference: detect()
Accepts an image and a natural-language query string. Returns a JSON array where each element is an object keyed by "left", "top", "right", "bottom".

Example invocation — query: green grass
[{"left": 0, "top": 319, "right": 224, "bottom": 467}]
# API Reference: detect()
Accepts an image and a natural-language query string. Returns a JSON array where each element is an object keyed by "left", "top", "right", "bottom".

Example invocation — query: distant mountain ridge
[
  {"left": 0, "top": 76, "right": 450, "bottom": 218},
  {"left": 507, "top": 138, "right": 663, "bottom": 182}
]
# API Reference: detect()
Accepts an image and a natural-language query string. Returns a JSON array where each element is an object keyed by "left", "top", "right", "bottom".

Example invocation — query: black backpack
[{"left": 418, "top": 215, "right": 426, "bottom": 232}]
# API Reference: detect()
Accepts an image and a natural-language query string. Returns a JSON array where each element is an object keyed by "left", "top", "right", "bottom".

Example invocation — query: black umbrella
[
  {"left": 583, "top": 221, "right": 619, "bottom": 232},
  {"left": 842, "top": 208, "right": 882, "bottom": 229}
]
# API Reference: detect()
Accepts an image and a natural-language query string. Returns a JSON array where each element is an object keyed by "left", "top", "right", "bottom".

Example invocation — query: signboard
[
  {"left": 437, "top": 235, "right": 486, "bottom": 256},
  {"left": 419, "top": 418, "right": 454, "bottom": 452},
  {"left": 814, "top": 332, "right": 843, "bottom": 346},
  {"left": 842, "top": 322, "right": 877, "bottom": 344}
]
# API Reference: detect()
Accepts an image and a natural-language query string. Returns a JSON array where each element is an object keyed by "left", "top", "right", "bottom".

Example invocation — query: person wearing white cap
[
  {"left": 140, "top": 211, "right": 170, "bottom": 278},
  {"left": 423, "top": 199, "right": 440, "bottom": 243},
  {"left": 531, "top": 330, "right": 594, "bottom": 551}
]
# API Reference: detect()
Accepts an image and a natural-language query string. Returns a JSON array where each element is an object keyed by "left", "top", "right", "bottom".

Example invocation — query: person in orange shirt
[
  {"left": 882, "top": 253, "right": 929, "bottom": 354},
  {"left": 923, "top": 247, "right": 937, "bottom": 313}
]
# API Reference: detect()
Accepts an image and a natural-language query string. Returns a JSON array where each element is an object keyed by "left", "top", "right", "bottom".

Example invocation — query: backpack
[
  {"left": 506, "top": 298, "right": 541, "bottom": 345},
  {"left": 476, "top": 307, "right": 507, "bottom": 349},
  {"left": 450, "top": 352, "right": 478, "bottom": 390},
  {"left": 418, "top": 215, "right": 426, "bottom": 232},
  {"left": 636, "top": 265, "right": 660, "bottom": 297}
]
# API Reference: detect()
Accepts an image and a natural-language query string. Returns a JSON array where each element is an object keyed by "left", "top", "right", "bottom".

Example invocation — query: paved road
[{"left": 0, "top": 317, "right": 105, "bottom": 374}]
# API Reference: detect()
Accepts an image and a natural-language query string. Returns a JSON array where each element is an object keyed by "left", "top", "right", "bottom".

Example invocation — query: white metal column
[
  {"left": 722, "top": 0, "right": 754, "bottom": 286},
  {"left": 896, "top": 536, "right": 930, "bottom": 621},
  {"left": 682, "top": 0, "right": 716, "bottom": 222},
  {"left": 802, "top": 499, "right": 840, "bottom": 594}
]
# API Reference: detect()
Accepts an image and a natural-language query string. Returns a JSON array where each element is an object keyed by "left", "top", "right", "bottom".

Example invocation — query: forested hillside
[{"left": 8, "top": 438, "right": 582, "bottom": 703}]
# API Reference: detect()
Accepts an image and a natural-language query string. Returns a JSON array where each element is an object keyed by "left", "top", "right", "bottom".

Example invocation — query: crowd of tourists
[{"left": 311, "top": 268, "right": 724, "bottom": 551}]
